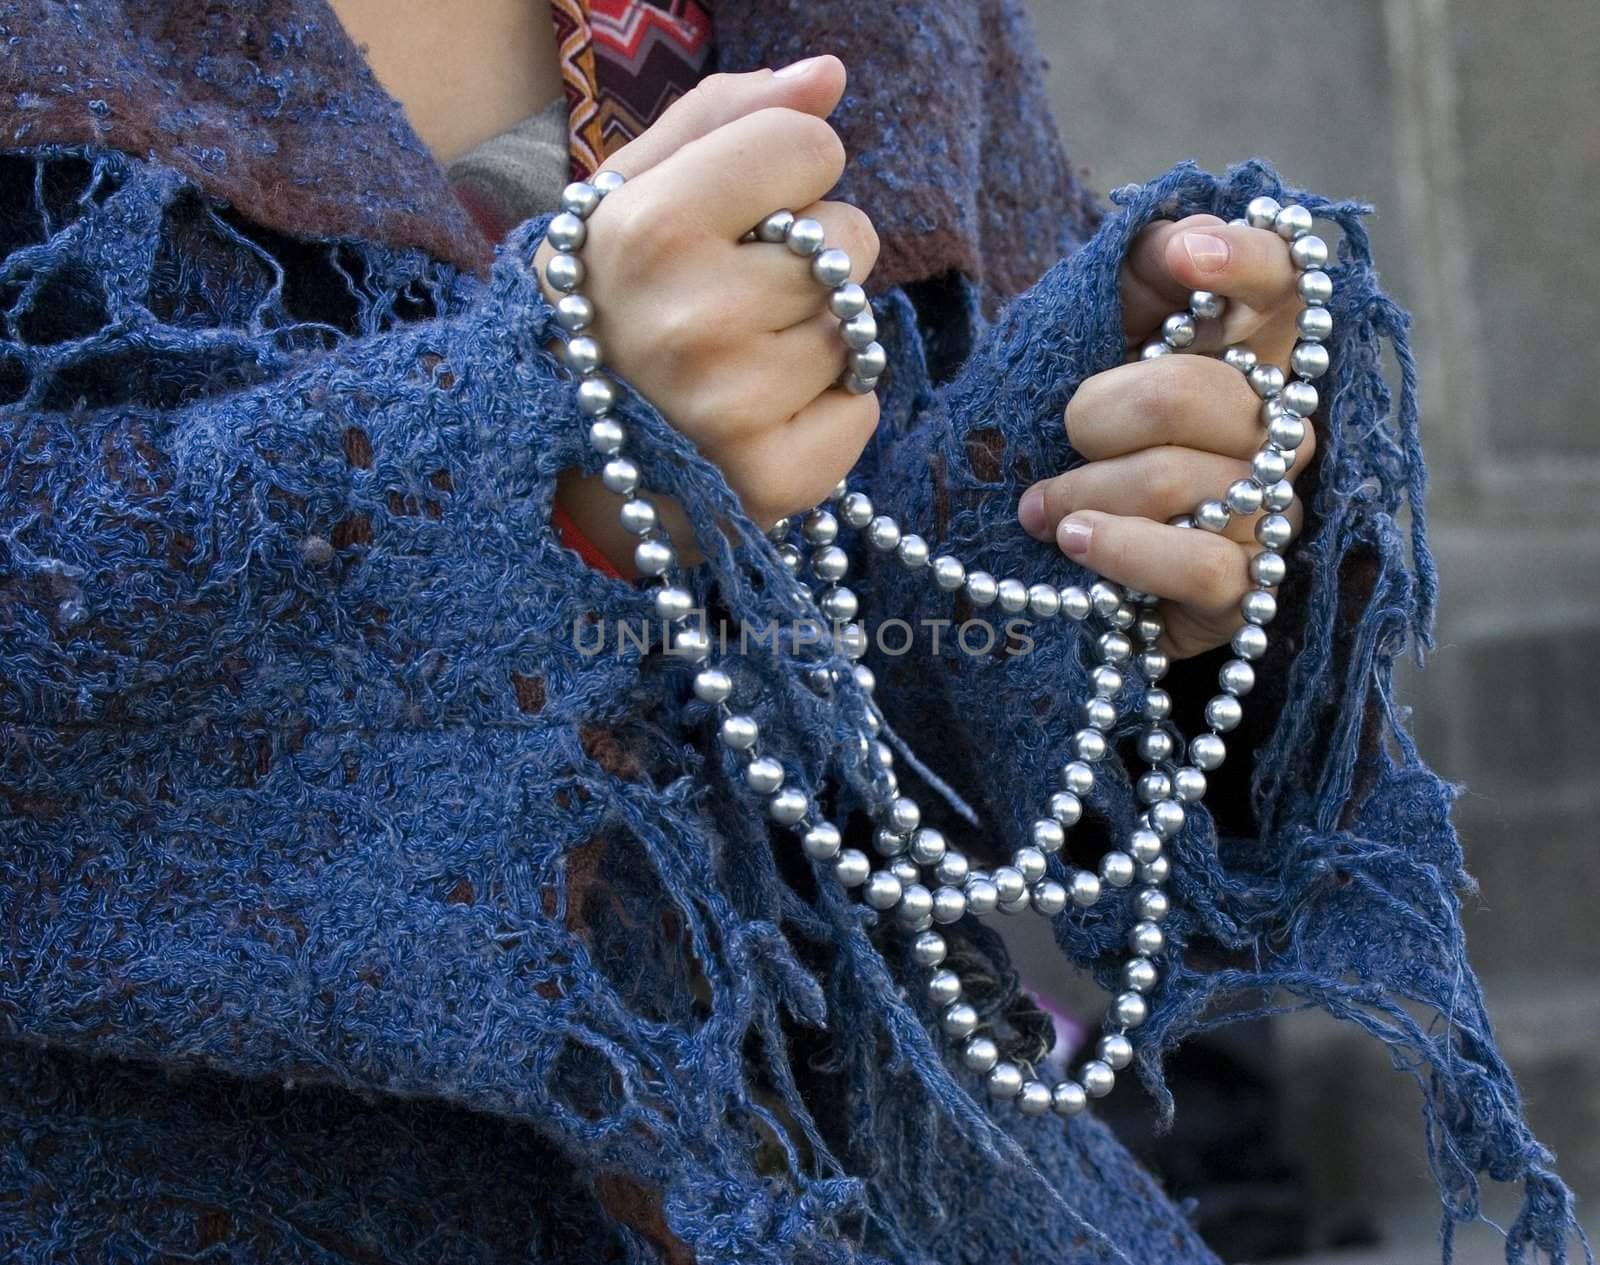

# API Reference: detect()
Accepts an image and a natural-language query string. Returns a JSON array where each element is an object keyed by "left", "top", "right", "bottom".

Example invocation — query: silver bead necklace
[{"left": 543, "top": 178, "right": 1332, "bottom": 1119}]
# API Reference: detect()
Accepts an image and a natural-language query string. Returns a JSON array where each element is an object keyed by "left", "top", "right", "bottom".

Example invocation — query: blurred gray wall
[{"left": 1023, "top": 0, "right": 1600, "bottom": 1254}]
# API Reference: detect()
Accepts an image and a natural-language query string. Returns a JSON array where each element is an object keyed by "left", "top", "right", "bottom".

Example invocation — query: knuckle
[
  {"left": 832, "top": 203, "right": 880, "bottom": 271},
  {"left": 1194, "top": 544, "right": 1247, "bottom": 608},
  {"left": 1064, "top": 374, "right": 1109, "bottom": 449},
  {"left": 777, "top": 110, "right": 846, "bottom": 184},
  {"left": 1141, "top": 446, "right": 1190, "bottom": 505}
]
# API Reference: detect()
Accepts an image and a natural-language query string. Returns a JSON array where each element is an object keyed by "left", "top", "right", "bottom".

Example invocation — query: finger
[
  {"left": 1055, "top": 510, "right": 1250, "bottom": 616},
  {"left": 712, "top": 389, "right": 881, "bottom": 525},
  {"left": 1020, "top": 447, "right": 1261, "bottom": 544},
  {"left": 627, "top": 106, "right": 846, "bottom": 241},
  {"left": 1121, "top": 218, "right": 1301, "bottom": 340},
  {"left": 1067, "top": 355, "right": 1317, "bottom": 475},
  {"left": 732, "top": 200, "right": 880, "bottom": 331},
  {"left": 601, "top": 58, "right": 846, "bottom": 180},
  {"left": 1118, "top": 214, "right": 1223, "bottom": 339}
]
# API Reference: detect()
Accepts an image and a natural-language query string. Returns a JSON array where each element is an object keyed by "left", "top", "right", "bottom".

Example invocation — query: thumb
[{"left": 601, "top": 55, "right": 846, "bottom": 180}]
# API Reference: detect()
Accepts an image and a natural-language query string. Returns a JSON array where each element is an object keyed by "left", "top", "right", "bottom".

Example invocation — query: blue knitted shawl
[{"left": 0, "top": 2, "right": 1584, "bottom": 1262}]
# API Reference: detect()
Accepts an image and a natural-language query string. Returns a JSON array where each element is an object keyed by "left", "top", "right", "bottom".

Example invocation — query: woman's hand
[
  {"left": 1017, "top": 215, "right": 1318, "bottom": 658},
  {"left": 539, "top": 57, "right": 881, "bottom": 574}
]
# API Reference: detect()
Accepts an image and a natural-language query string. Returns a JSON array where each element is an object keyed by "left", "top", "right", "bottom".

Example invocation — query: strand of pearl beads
[{"left": 543, "top": 179, "right": 1331, "bottom": 1120}]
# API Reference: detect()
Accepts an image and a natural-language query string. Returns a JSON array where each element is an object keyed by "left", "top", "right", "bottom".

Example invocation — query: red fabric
[{"left": 553, "top": 502, "right": 625, "bottom": 577}]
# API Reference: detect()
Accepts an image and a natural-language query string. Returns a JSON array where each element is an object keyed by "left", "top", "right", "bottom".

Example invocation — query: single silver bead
[
  {"left": 1032, "top": 817, "right": 1067, "bottom": 852},
  {"left": 1053, "top": 1079, "right": 1088, "bottom": 1116},
  {"left": 1297, "top": 306, "right": 1333, "bottom": 341},
  {"left": 864, "top": 870, "right": 903, "bottom": 910},
  {"left": 1267, "top": 412, "right": 1306, "bottom": 450},
  {"left": 1252, "top": 447, "right": 1289, "bottom": 487},
  {"left": 1205, "top": 693, "right": 1243, "bottom": 732},
  {"left": 1245, "top": 195, "right": 1283, "bottom": 229},
  {"left": 837, "top": 491, "right": 874, "bottom": 529},
  {"left": 1136, "top": 650, "right": 1170, "bottom": 682},
  {"left": 829, "top": 282, "right": 868, "bottom": 320},
  {"left": 1071, "top": 870, "right": 1103, "bottom": 907},
  {"left": 1089, "top": 581, "right": 1122, "bottom": 619},
  {"left": 835, "top": 849, "right": 871, "bottom": 886},
  {"left": 578, "top": 376, "right": 617, "bottom": 417},
  {"left": 1061, "top": 760, "right": 1096, "bottom": 796},
  {"left": 720, "top": 714, "right": 759, "bottom": 750},
  {"left": 992, "top": 866, "right": 1027, "bottom": 905},
  {"left": 819, "top": 585, "right": 858, "bottom": 623},
  {"left": 1131, "top": 920, "right": 1166, "bottom": 956},
  {"left": 1137, "top": 888, "right": 1171, "bottom": 922},
  {"left": 1232, "top": 625, "right": 1268, "bottom": 664},
  {"left": 1137, "top": 727, "right": 1174, "bottom": 763},
  {"left": 1098, "top": 1033, "right": 1136, "bottom": 1071},
  {"left": 1143, "top": 689, "right": 1173, "bottom": 721},
  {"left": 1274, "top": 203, "right": 1313, "bottom": 240},
  {"left": 634, "top": 538, "right": 675, "bottom": 576},
  {"left": 1290, "top": 234, "right": 1329, "bottom": 270},
  {"left": 554, "top": 292, "right": 595, "bottom": 332},
  {"left": 757, "top": 209, "right": 795, "bottom": 243},
  {"left": 693, "top": 667, "right": 733, "bottom": 704},
  {"left": 1100, "top": 851, "right": 1136, "bottom": 888},
  {"left": 545, "top": 252, "right": 584, "bottom": 292},
  {"left": 619, "top": 497, "right": 658, "bottom": 536},
  {"left": 931, "top": 885, "right": 968, "bottom": 924},
  {"left": 1190, "top": 289, "right": 1226, "bottom": 319},
  {"left": 803, "top": 822, "right": 843, "bottom": 861},
  {"left": 588, "top": 417, "right": 625, "bottom": 453},
  {"left": 1162, "top": 312, "right": 1197, "bottom": 349},
  {"left": 1060, "top": 585, "right": 1092, "bottom": 620},
  {"left": 802, "top": 509, "right": 839, "bottom": 545},
  {"left": 891, "top": 858, "right": 920, "bottom": 886},
  {"left": 910, "top": 827, "right": 948, "bottom": 866},
  {"left": 592, "top": 170, "right": 625, "bottom": 196},
  {"left": 1195, "top": 499, "right": 1231, "bottom": 533},
  {"left": 1241, "top": 588, "right": 1279, "bottom": 626},
  {"left": 1250, "top": 551, "right": 1286, "bottom": 588},
  {"left": 889, "top": 797, "right": 921, "bottom": 833},
  {"left": 1225, "top": 478, "right": 1265, "bottom": 517},
  {"left": 811, "top": 247, "right": 852, "bottom": 287},
  {"left": 745, "top": 756, "right": 784, "bottom": 795},
  {"left": 1281, "top": 380, "right": 1319, "bottom": 418},
  {"left": 1172, "top": 767, "right": 1207, "bottom": 803},
  {"left": 1150, "top": 798, "right": 1186, "bottom": 839},
  {"left": 1134, "top": 611, "right": 1164, "bottom": 645},
  {"left": 1139, "top": 855, "right": 1172, "bottom": 885},
  {"left": 1083, "top": 696, "right": 1116, "bottom": 732},
  {"left": 935, "top": 852, "right": 970, "bottom": 886},
  {"left": 601, "top": 457, "right": 640, "bottom": 496},
  {"left": 776, "top": 544, "right": 803, "bottom": 576},
  {"left": 1263, "top": 479, "right": 1295, "bottom": 513},
  {"left": 1113, "top": 991, "right": 1150, "bottom": 1029},
  {"left": 842, "top": 372, "right": 878, "bottom": 397},
  {"left": 1110, "top": 602, "right": 1138, "bottom": 631},
  {"left": 896, "top": 534, "right": 930, "bottom": 569},
  {"left": 559, "top": 180, "right": 601, "bottom": 219},
  {"left": 1091, "top": 665, "right": 1124, "bottom": 696},
  {"left": 942, "top": 1001, "right": 979, "bottom": 1038},
  {"left": 964, "top": 570, "right": 998, "bottom": 606},
  {"left": 911, "top": 930, "right": 947, "bottom": 967},
  {"left": 1291, "top": 341, "right": 1330, "bottom": 379},
  {"left": 1129, "top": 828, "right": 1163, "bottom": 865},
  {"left": 672, "top": 625, "right": 710, "bottom": 661},
  {"left": 1074, "top": 729, "right": 1108, "bottom": 762},
  {"left": 1249, "top": 364, "right": 1286, "bottom": 399},
  {"left": 1028, "top": 583, "right": 1061, "bottom": 619},
  {"left": 1137, "top": 771, "right": 1173, "bottom": 805},
  {"left": 1081, "top": 1059, "right": 1117, "bottom": 1098},
  {"left": 786, "top": 216, "right": 826, "bottom": 256},
  {"left": 1223, "top": 346, "right": 1259, "bottom": 375},
  {"left": 1254, "top": 514, "right": 1292, "bottom": 550},
  {"left": 1220, "top": 657, "right": 1257, "bottom": 696},
  {"left": 933, "top": 555, "right": 966, "bottom": 590},
  {"left": 964, "top": 876, "right": 1000, "bottom": 916},
  {"left": 994, "top": 578, "right": 1027, "bottom": 614},
  {"left": 546, "top": 210, "right": 588, "bottom": 253},
  {"left": 1017, "top": 1079, "right": 1053, "bottom": 1116},
  {"left": 655, "top": 585, "right": 693, "bottom": 622},
  {"left": 850, "top": 341, "right": 888, "bottom": 379},
  {"left": 963, "top": 1035, "right": 1000, "bottom": 1073},
  {"left": 866, "top": 516, "right": 901, "bottom": 552},
  {"left": 1097, "top": 633, "right": 1132, "bottom": 666},
  {"left": 1191, "top": 733, "right": 1227, "bottom": 771},
  {"left": 1297, "top": 269, "right": 1333, "bottom": 305},
  {"left": 842, "top": 308, "right": 878, "bottom": 350},
  {"left": 928, "top": 969, "right": 962, "bottom": 1006},
  {"left": 1125, "top": 957, "right": 1159, "bottom": 993},
  {"left": 1049, "top": 792, "right": 1083, "bottom": 829},
  {"left": 987, "top": 1062, "right": 1024, "bottom": 1100},
  {"left": 812, "top": 545, "right": 849, "bottom": 582},
  {"left": 1032, "top": 879, "right": 1068, "bottom": 916},
  {"left": 1139, "top": 341, "right": 1171, "bottom": 361},
  {"left": 1012, "top": 846, "right": 1048, "bottom": 885},
  {"left": 769, "top": 787, "right": 807, "bottom": 825}
]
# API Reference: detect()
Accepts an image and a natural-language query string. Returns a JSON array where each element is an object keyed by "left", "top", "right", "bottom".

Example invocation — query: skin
[{"left": 327, "top": 7, "right": 1312, "bottom": 660}]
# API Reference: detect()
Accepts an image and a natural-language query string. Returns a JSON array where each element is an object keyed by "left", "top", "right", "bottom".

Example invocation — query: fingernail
[
  {"left": 1057, "top": 516, "right": 1093, "bottom": 557},
  {"left": 1183, "top": 231, "right": 1230, "bottom": 273},
  {"left": 775, "top": 55, "right": 825, "bottom": 78},
  {"left": 1018, "top": 487, "right": 1049, "bottom": 539}
]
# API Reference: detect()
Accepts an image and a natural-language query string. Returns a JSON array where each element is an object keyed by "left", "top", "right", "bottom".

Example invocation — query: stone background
[{"left": 1022, "top": 1, "right": 1600, "bottom": 1259}]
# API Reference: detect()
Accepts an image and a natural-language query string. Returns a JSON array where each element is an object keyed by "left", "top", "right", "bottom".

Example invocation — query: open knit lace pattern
[{"left": 0, "top": 143, "right": 1585, "bottom": 1264}]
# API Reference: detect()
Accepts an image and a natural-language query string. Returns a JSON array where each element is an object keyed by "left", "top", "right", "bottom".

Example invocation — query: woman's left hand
[{"left": 1017, "top": 215, "right": 1318, "bottom": 659}]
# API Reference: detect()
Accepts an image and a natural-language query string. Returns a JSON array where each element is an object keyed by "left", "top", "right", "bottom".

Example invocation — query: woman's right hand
[{"left": 538, "top": 57, "right": 882, "bottom": 575}]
